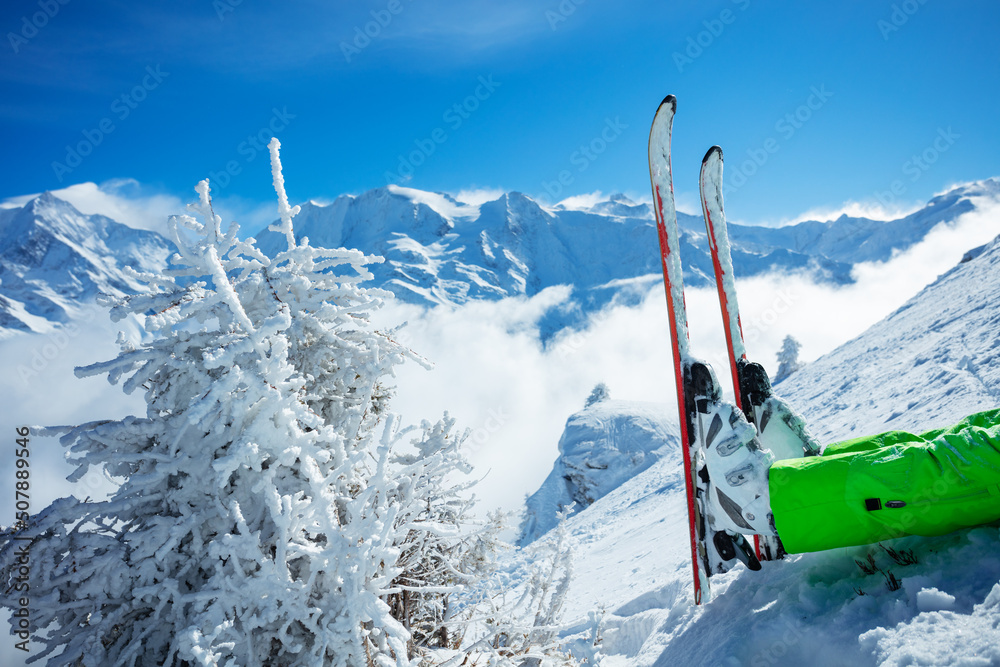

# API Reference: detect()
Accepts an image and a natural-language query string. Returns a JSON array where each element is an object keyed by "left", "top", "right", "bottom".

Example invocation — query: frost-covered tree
[
  {"left": 0, "top": 140, "right": 429, "bottom": 666},
  {"left": 456, "top": 510, "right": 578, "bottom": 666},
  {"left": 584, "top": 383, "right": 610, "bottom": 408},
  {"left": 774, "top": 335, "right": 803, "bottom": 383},
  {"left": 383, "top": 414, "right": 502, "bottom": 656}
]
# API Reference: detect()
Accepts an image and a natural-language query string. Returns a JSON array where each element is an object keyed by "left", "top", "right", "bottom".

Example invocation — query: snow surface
[{"left": 521, "top": 233, "right": 1000, "bottom": 665}]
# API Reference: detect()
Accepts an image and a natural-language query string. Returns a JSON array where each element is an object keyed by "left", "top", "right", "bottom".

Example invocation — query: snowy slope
[
  {"left": 523, "top": 233, "right": 1000, "bottom": 665},
  {"left": 0, "top": 193, "right": 173, "bottom": 336},
  {"left": 776, "top": 233, "right": 1000, "bottom": 442}
]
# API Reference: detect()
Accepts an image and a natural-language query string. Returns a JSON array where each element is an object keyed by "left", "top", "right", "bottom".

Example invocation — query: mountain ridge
[{"left": 2, "top": 177, "right": 997, "bottom": 336}]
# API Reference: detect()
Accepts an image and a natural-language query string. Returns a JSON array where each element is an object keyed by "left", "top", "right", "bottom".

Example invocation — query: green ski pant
[{"left": 769, "top": 408, "right": 1000, "bottom": 554}]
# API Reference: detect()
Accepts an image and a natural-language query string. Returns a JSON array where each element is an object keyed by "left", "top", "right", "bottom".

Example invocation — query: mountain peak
[
  {"left": 609, "top": 192, "right": 636, "bottom": 205},
  {"left": 479, "top": 190, "right": 548, "bottom": 219},
  {"left": 0, "top": 195, "right": 174, "bottom": 335},
  {"left": 583, "top": 193, "right": 652, "bottom": 219},
  {"left": 26, "top": 190, "right": 75, "bottom": 215}
]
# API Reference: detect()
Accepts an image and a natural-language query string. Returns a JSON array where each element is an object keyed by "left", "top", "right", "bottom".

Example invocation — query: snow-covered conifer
[
  {"left": 0, "top": 139, "right": 427, "bottom": 666},
  {"left": 584, "top": 383, "right": 610, "bottom": 408},
  {"left": 774, "top": 335, "right": 803, "bottom": 383}
]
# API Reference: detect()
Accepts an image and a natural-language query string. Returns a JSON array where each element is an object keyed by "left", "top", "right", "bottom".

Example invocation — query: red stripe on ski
[{"left": 654, "top": 185, "right": 703, "bottom": 606}]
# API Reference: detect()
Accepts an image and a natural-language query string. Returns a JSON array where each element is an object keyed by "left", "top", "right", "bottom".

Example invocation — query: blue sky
[{"left": 1, "top": 0, "right": 998, "bottom": 226}]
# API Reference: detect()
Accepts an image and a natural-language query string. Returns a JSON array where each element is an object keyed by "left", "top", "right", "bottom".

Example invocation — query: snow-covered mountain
[
  {"left": 729, "top": 179, "right": 1000, "bottom": 265},
  {"left": 0, "top": 193, "right": 173, "bottom": 336},
  {"left": 4, "top": 178, "right": 997, "bottom": 338},
  {"left": 521, "top": 232, "right": 1000, "bottom": 664},
  {"left": 254, "top": 180, "right": 1000, "bottom": 319},
  {"left": 518, "top": 400, "right": 679, "bottom": 544}
]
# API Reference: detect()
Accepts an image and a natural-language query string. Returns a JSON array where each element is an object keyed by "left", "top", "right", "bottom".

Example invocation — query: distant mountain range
[{"left": 2, "top": 178, "right": 998, "bottom": 336}]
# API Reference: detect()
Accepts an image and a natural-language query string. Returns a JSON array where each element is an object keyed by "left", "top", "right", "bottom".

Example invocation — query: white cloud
[
  {"left": 1, "top": 180, "right": 186, "bottom": 235},
  {"left": 553, "top": 191, "right": 605, "bottom": 211},
  {"left": 764, "top": 198, "right": 926, "bottom": 227},
  {"left": 66, "top": 180, "right": 182, "bottom": 233},
  {"left": 0, "top": 308, "right": 146, "bottom": 524},
  {"left": 385, "top": 1, "right": 551, "bottom": 51},
  {"left": 389, "top": 184, "right": 479, "bottom": 221},
  {"left": 0, "top": 179, "right": 294, "bottom": 241},
  {"left": 450, "top": 187, "right": 507, "bottom": 207}
]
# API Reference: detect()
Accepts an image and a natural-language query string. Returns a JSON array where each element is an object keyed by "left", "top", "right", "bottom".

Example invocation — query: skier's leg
[{"left": 769, "top": 408, "right": 1000, "bottom": 553}]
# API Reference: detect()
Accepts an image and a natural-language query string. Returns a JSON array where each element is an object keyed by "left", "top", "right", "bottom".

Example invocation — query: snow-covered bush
[
  {"left": 0, "top": 139, "right": 579, "bottom": 667},
  {"left": 0, "top": 140, "right": 431, "bottom": 666},
  {"left": 454, "top": 511, "right": 579, "bottom": 666}
]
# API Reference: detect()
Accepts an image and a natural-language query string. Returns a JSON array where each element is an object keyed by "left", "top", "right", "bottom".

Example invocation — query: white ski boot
[
  {"left": 736, "top": 359, "right": 822, "bottom": 460},
  {"left": 700, "top": 401, "right": 778, "bottom": 538}
]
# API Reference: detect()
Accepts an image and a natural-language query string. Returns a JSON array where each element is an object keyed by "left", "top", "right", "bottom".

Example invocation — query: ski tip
[
  {"left": 702, "top": 145, "right": 723, "bottom": 165},
  {"left": 658, "top": 94, "right": 677, "bottom": 113}
]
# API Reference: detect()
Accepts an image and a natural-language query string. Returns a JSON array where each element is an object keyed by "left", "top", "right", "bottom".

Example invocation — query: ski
[
  {"left": 648, "top": 95, "right": 706, "bottom": 603},
  {"left": 699, "top": 146, "right": 821, "bottom": 561},
  {"left": 699, "top": 145, "right": 773, "bottom": 560},
  {"left": 649, "top": 97, "right": 759, "bottom": 604}
]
